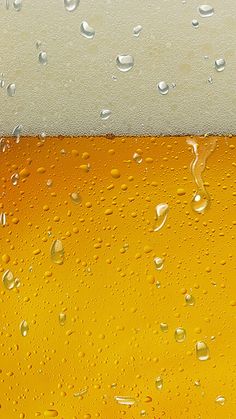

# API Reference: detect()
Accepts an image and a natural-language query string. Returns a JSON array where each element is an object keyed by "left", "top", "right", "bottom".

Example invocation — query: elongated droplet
[
  {"left": 70, "top": 192, "right": 81, "bottom": 204},
  {"left": 185, "top": 294, "right": 195, "bottom": 306},
  {"left": 7, "top": 83, "right": 16, "bottom": 97},
  {"left": 116, "top": 55, "right": 134, "bottom": 72},
  {"left": 133, "top": 152, "right": 142, "bottom": 163},
  {"left": 13, "top": 0, "right": 22, "bottom": 11},
  {"left": 175, "top": 327, "right": 186, "bottom": 343},
  {"left": 154, "top": 257, "right": 164, "bottom": 271},
  {"left": 2, "top": 270, "right": 15, "bottom": 290},
  {"left": 215, "top": 58, "right": 225, "bottom": 72},
  {"left": 0, "top": 212, "right": 7, "bottom": 226},
  {"left": 64, "top": 0, "right": 80, "bottom": 12},
  {"left": 114, "top": 396, "right": 137, "bottom": 406},
  {"left": 20, "top": 320, "right": 29, "bottom": 337},
  {"left": 12, "top": 124, "right": 22, "bottom": 143},
  {"left": 215, "top": 395, "right": 225, "bottom": 406},
  {"left": 133, "top": 25, "right": 143, "bottom": 37},
  {"left": 80, "top": 21, "right": 95, "bottom": 39},
  {"left": 51, "top": 240, "right": 64, "bottom": 264},
  {"left": 5, "top": 0, "right": 10, "bottom": 10},
  {"left": 155, "top": 376, "right": 163, "bottom": 390},
  {"left": 74, "top": 387, "right": 88, "bottom": 397},
  {"left": 43, "top": 410, "right": 58, "bottom": 417},
  {"left": 196, "top": 341, "right": 210, "bottom": 361},
  {"left": 100, "top": 109, "right": 111, "bottom": 120},
  {"left": 39, "top": 51, "right": 48, "bottom": 65},
  {"left": 198, "top": 5, "right": 214, "bottom": 17},
  {"left": 157, "top": 81, "right": 169, "bottom": 95},
  {"left": 11, "top": 173, "right": 19, "bottom": 186},
  {"left": 160, "top": 322, "right": 168, "bottom": 332},
  {"left": 154, "top": 203, "right": 169, "bottom": 231},
  {"left": 59, "top": 312, "right": 66, "bottom": 326}
]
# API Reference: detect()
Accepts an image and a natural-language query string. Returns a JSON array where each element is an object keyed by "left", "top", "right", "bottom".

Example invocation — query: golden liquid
[{"left": 0, "top": 136, "right": 235, "bottom": 418}]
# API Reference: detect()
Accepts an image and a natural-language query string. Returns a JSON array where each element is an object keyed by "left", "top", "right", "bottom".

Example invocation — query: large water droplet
[
  {"left": 100, "top": 109, "right": 112, "bottom": 120},
  {"left": 175, "top": 327, "right": 186, "bottom": 343},
  {"left": 114, "top": 396, "right": 137, "bottom": 406},
  {"left": 215, "top": 58, "right": 226, "bottom": 72},
  {"left": 196, "top": 341, "right": 210, "bottom": 361},
  {"left": 192, "top": 191, "right": 210, "bottom": 214},
  {"left": 133, "top": 25, "right": 143, "bottom": 37},
  {"left": 185, "top": 294, "right": 195, "bottom": 306},
  {"left": 11, "top": 173, "right": 19, "bottom": 186},
  {"left": 160, "top": 322, "right": 168, "bottom": 332},
  {"left": 7, "top": 83, "right": 16, "bottom": 97},
  {"left": 12, "top": 124, "right": 22, "bottom": 143},
  {"left": 20, "top": 320, "right": 29, "bottom": 337},
  {"left": 64, "top": 0, "right": 80, "bottom": 12},
  {"left": 154, "top": 203, "right": 169, "bottom": 232},
  {"left": 133, "top": 152, "right": 142, "bottom": 163},
  {"left": 39, "top": 51, "right": 48, "bottom": 65},
  {"left": 157, "top": 81, "right": 169, "bottom": 95},
  {"left": 155, "top": 376, "right": 163, "bottom": 390},
  {"left": 70, "top": 192, "right": 81, "bottom": 204},
  {"left": 13, "top": 0, "right": 22, "bottom": 11},
  {"left": 198, "top": 5, "right": 214, "bottom": 17},
  {"left": 51, "top": 239, "right": 64, "bottom": 264},
  {"left": 116, "top": 55, "right": 134, "bottom": 72},
  {"left": 80, "top": 21, "right": 95, "bottom": 39},
  {"left": 59, "top": 312, "right": 66, "bottom": 326},
  {"left": 154, "top": 257, "right": 164, "bottom": 271},
  {"left": 215, "top": 395, "right": 225, "bottom": 406},
  {"left": 2, "top": 270, "right": 15, "bottom": 290}
]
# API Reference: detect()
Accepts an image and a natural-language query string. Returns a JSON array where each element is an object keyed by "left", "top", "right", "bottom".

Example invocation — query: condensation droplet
[
  {"left": 133, "top": 152, "right": 142, "bottom": 163},
  {"left": 154, "top": 257, "right": 164, "bottom": 271},
  {"left": 2, "top": 270, "right": 15, "bottom": 290},
  {"left": 192, "top": 19, "right": 199, "bottom": 28},
  {"left": 133, "top": 25, "right": 143, "bottom": 37},
  {"left": 116, "top": 55, "right": 134, "bottom": 72},
  {"left": 70, "top": 192, "right": 81, "bottom": 204},
  {"left": 154, "top": 203, "right": 169, "bottom": 232},
  {"left": 13, "top": 0, "right": 22, "bottom": 11},
  {"left": 64, "top": 0, "right": 80, "bottom": 12},
  {"left": 12, "top": 124, "right": 22, "bottom": 143},
  {"left": 39, "top": 51, "right": 48, "bottom": 65},
  {"left": 51, "top": 239, "right": 64, "bottom": 264},
  {"left": 215, "top": 58, "right": 226, "bottom": 72},
  {"left": 74, "top": 387, "right": 88, "bottom": 397},
  {"left": 46, "top": 179, "right": 53, "bottom": 187},
  {"left": 11, "top": 173, "right": 19, "bottom": 186},
  {"left": 198, "top": 5, "right": 214, "bottom": 17},
  {"left": 7, "top": 83, "right": 16, "bottom": 97},
  {"left": 185, "top": 294, "right": 195, "bottom": 306},
  {"left": 160, "top": 322, "right": 168, "bottom": 332},
  {"left": 59, "top": 312, "right": 66, "bottom": 326},
  {"left": 140, "top": 410, "right": 146, "bottom": 417},
  {"left": 0, "top": 212, "right": 7, "bottom": 226},
  {"left": 100, "top": 109, "right": 112, "bottom": 120},
  {"left": 114, "top": 396, "right": 137, "bottom": 406},
  {"left": 175, "top": 327, "right": 186, "bottom": 343},
  {"left": 80, "top": 21, "right": 95, "bottom": 39},
  {"left": 215, "top": 395, "right": 225, "bottom": 406},
  {"left": 208, "top": 76, "right": 213, "bottom": 84},
  {"left": 157, "top": 81, "right": 169, "bottom": 95},
  {"left": 194, "top": 379, "right": 201, "bottom": 387},
  {"left": 155, "top": 376, "right": 163, "bottom": 390},
  {"left": 20, "top": 320, "right": 29, "bottom": 337},
  {"left": 196, "top": 341, "right": 210, "bottom": 361}
]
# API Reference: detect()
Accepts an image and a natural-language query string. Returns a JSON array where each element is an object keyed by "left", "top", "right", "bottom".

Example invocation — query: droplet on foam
[
  {"left": 116, "top": 54, "right": 134, "bottom": 72},
  {"left": 80, "top": 21, "right": 95, "bottom": 39},
  {"left": 64, "top": 0, "right": 80, "bottom": 12}
]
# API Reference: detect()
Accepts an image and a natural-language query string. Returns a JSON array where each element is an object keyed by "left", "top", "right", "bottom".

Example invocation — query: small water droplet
[
  {"left": 114, "top": 396, "right": 137, "bottom": 406},
  {"left": 0, "top": 212, "right": 7, "bottom": 226},
  {"left": 51, "top": 239, "right": 64, "bottom": 264},
  {"left": 185, "top": 294, "right": 195, "bottom": 306},
  {"left": 198, "top": 5, "right": 214, "bottom": 18},
  {"left": 140, "top": 410, "right": 146, "bottom": 416},
  {"left": 74, "top": 387, "right": 88, "bottom": 397},
  {"left": 196, "top": 341, "right": 210, "bottom": 361},
  {"left": 14, "top": 277, "right": 21, "bottom": 288},
  {"left": 154, "top": 203, "right": 169, "bottom": 232},
  {"left": 215, "top": 395, "right": 225, "bottom": 406},
  {"left": 64, "top": 0, "right": 80, "bottom": 12},
  {"left": 36, "top": 40, "right": 42, "bottom": 49},
  {"left": 192, "top": 19, "right": 199, "bottom": 28},
  {"left": 157, "top": 81, "right": 169, "bottom": 95},
  {"left": 174, "top": 327, "right": 186, "bottom": 343},
  {"left": 116, "top": 55, "right": 134, "bottom": 72},
  {"left": 156, "top": 281, "right": 161, "bottom": 289},
  {"left": 80, "top": 21, "right": 95, "bottom": 39},
  {"left": 194, "top": 379, "right": 201, "bottom": 387},
  {"left": 12, "top": 124, "right": 22, "bottom": 143},
  {"left": 155, "top": 376, "right": 163, "bottom": 390},
  {"left": 207, "top": 76, "right": 213, "bottom": 84},
  {"left": 39, "top": 51, "right": 48, "bottom": 65},
  {"left": 70, "top": 192, "right": 81, "bottom": 204},
  {"left": 59, "top": 312, "right": 66, "bottom": 326},
  {"left": 133, "top": 25, "right": 143, "bottom": 37},
  {"left": 154, "top": 257, "right": 164, "bottom": 271},
  {"left": 20, "top": 320, "right": 29, "bottom": 337},
  {"left": 160, "top": 322, "right": 168, "bottom": 332},
  {"left": 46, "top": 179, "right": 53, "bottom": 187},
  {"left": 100, "top": 109, "right": 112, "bottom": 120},
  {"left": 7, "top": 83, "right": 16, "bottom": 97},
  {"left": 11, "top": 173, "right": 19, "bottom": 186},
  {"left": 0, "top": 79, "right": 5, "bottom": 88},
  {"left": 133, "top": 152, "right": 142, "bottom": 163},
  {"left": 13, "top": 0, "right": 23, "bottom": 11},
  {"left": 2, "top": 270, "right": 15, "bottom": 290},
  {"left": 215, "top": 58, "right": 226, "bottom": 72}
]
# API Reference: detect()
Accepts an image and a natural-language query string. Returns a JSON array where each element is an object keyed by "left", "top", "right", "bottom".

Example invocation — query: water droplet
[
  {"left": 140, "top": 410, "right": 146, "bottom": 416},
  {"left": 133, "top": 152, "right": 142, "bottom": 163},
  {"left": 46, "top": 179, "right": 53, "bottom": 187},
  {"left": 160, "top": 322, "right": 168, "bottom": 332},
  {"left": 208, "top": 76, "right": 213, "bottom": 84},
  {"left": 174, "top": 327, "right": 186, "bottom": 343},
  {"left": 157, "top": 81, "right": 169, "bottom": 95},
  {"left": 100, "top": 109, "right": 111, "bottom": 120},
  {"left": 11, "top": 173, "right": 19, "bottom": 186},
  {"left": 156, "top": 281, "right": 161, "bottom": 289},
  {"left": 196, "top": 341, "right": 210, "bottom": 361},
  {"left": 70, "top": 192, "right": 81, "bottom": 204},
  {"left": 192, "top": 19, "right": 199, "bottom": 28},
  {"left": 133, "top": 25, "right": 143, "bottom": 37},
  {"left": 59, "top": 312, "right": 66, "bottom": 326},
  {"left": 192, "top": 191, "right": 210, "bottom": 214},
  {"left": 13, "top": 0, "right": 22, "bottom": 11},
  {"left": 215, "top": 58, "right": 226, "bottom": 72},
  {"left": 154, "top": 203, "right": 169, "bottom": 232},
  {"left": 194, "top": 379, "right": 201, "bottom": 387},
  {"left": 114, "top": 396, "right": 137, "bottom": 406},
  {"left": 80, "top": 21, "right": 95, "bottom": 39},
  {"left": 116, "top": 55, "right": 134, "bottom": 72},
  {"left": 14, "top": 277, "right": 21, "bottom": 287},
  {"left": 36, "top": 40, "right": 42, "bottom": 49},
  {"left": 155, "top": 376, "right": 163, "bottom": 390},
  {"left": 51, "top": 239, "right": 64, "bottom": 264},
  {"left": 64, "top": 0, "right": 80, "bottom": 12},
  {"left": 7, "top": 83, "right": 16, "bottom": 97},
  {"left": 5, "top": 0, "right": 10, "bottom": 10},
  {"left": 185, "top": 294, "right": 195, "bottom": 306},
  {"left": 74, "top": 387, "right": 88, "bottom": 397},
  {"left": 39, "top": 51, "right": 48, "bottom": 65},
  {"left": 2, "top": 270, "right": 15, "bottom": 290},
  {"left": 0, "top": 212, "right": 7, "bottom": 226},
  {"left": 20, "top": 320, "right": 29, "bottom": 337},
  {"left": 215, "top": 395, "right": 225, "bottom": 406},
  {"left": 154, "top": 257, "right": 164, "bottom": 271},
  {"left": 0, "top": 79, "right": 5, "bottom": 88},
  {"left": 12, "top": 124, "right": 22, "bottom": 143},
  {"left": 198, "top": 5, "right": 214, "bottom": 17}
]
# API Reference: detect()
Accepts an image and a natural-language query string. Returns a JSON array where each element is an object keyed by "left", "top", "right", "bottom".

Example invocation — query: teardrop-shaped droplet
[
  {"left": 133, "top": 152, "right": 142, "bottom": 163},
  {"left": 116, "top": 55, "right": 134, "bottom": 72},
  {"left": 155, "top": 376, "right": 163, "bottom": 390},
  {"left": 2, "top": 270, "right": 15, "bottom": 290},
  {"left": 198, "top": 5, "right": 214, "bottom": 18},
  {"left": 157, "top": 81, "right": 169, "bottom": 95},
  {"left": 215, "top": 395, "right": 225, "bottom": 406},
  {"left": 133, "top": 25, "right": 143, "bottom": 37},
  {"left": 20, "top": 320, "right": 29, "bottom": 337},
  {"left": 100, "top": 109, "right": 111, "bottom": 120},
  {"left": 13, "top": 0, "right": 22, "bottom": 11},
  {"left": 114, "top": 396, "right": 137, "bottom": 406},
  {"left": 191, "top": 190, "right": 210, "bottom": 214},
  {"left": 59, "top": 312, "right": 66, "bottom": 326},
  {"left": 160, "top": 322, "right": 168, "bottom": 332},
  {"left": 12, "top": 124, "right": 22, "bottom": 143},
  {"left": 192, "top": 19, "right": 199, "bottom": 28},
  {"left": 154, "top": 257, "right": 164, "bottom": 271},
  {"left": 7, "top": 83, "right": 16, "bottom": 97},
  {"left": 196, "top": 341, "right": 210, "bottom": 361},
  {"left": 0, "top": 212, "right": 7, "bottom": 226},
  {"left": 39, "top": 51, "right": 48, "bottom": 65},
  {"left": 80, "top": 21, "right": 95, "bottom": 39},
  {"left": 64, "top": 0, "right": 80, "bottom": 12},
  {"left": 185, "top": 294, "right": 195, "bottom": 306},
  {"left": 11, "top": 173, "right": 19, "bottom": 186},
  {"left": 215, "top": 58, "right": 226, "bottom": 72},
  {"left": 70, "top": 192, "right": 81, "bottom": 204},
  {"left": 154, "top": 203, "right": 169, "bottom": 232},
  {"left": 174, "top": 327, "right": 186, "bottom": 343},
  {"left": 51, "top": 239, "right": 64, "bottom": 264}
]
